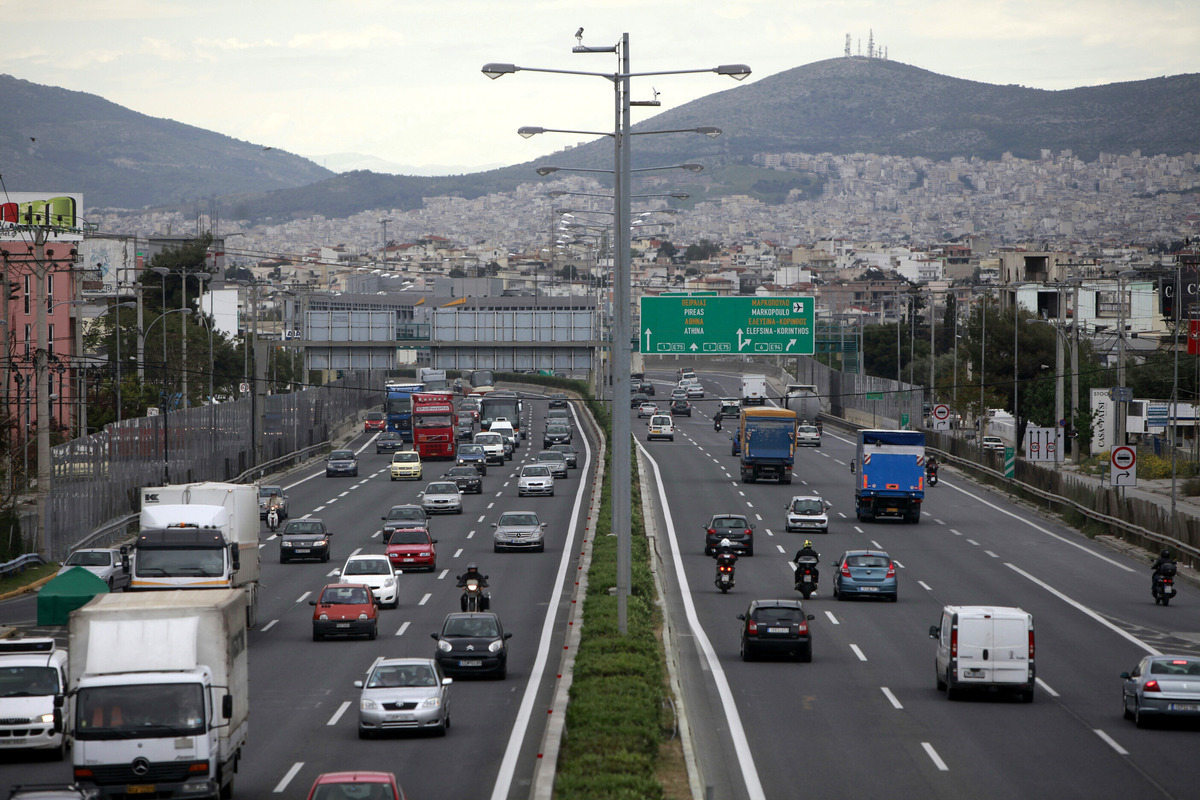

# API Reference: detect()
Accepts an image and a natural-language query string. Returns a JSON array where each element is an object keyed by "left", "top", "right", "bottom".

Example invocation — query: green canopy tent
[{"left": 37, "top": 567, "right": 109, "bottom": 626}]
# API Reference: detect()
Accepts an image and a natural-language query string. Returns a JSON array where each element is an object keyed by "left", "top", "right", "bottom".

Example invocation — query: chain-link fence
[{"left": 40, "top": 371, "right": 385, "bottom": 561}]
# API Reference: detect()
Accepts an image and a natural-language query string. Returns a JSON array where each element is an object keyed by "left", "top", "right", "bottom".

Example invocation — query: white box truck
[
  {"left": 741, "top": 374, "right": 768, "bottom": 406},
  {"left": 132, "top": 482, "right": 261, "bottom": 626},
  {"left": 70, "top": 590, "right": 249, "bottom": 799},
  {"left": 929, "top": 605, "right": 1035, "bottom": 702}
]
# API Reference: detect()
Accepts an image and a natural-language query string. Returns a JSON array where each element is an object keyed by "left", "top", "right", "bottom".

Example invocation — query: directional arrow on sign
[
  {"left": 737, "top": 329, "right": 750, "bottom": 350},
  {"left": 690, "top": 343, "right": 698, "bottom": 351},
  {"left": 787, "top": 338, "right": 796, "bottom": 351},
  {"left": 644, "top": 329, "right": 652, "bottom": 352}
]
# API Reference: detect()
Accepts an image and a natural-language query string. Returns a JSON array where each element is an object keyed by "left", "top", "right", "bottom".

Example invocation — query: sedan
[
  {"left": 310, "top": 583, "right": 377, "bottom": 641},
  {"left": 630, "top": 392, "right": 649, "bottom": 409},
  {"left": 738, "top": 599, "right": 815, "bottom": 662},
  {"left": 832, "top": 550, "right": 898, "bottom": 601},
  {"left": 338, "top": 555, "right": 399, "bottom": 608},
  {"left": 381, "top": 505, "right": 430, "bottom": 538},
  {"left": 442, "top": 466, "right": 483, "bottom": 494},
  {"left": 421, "top": 481, "right": 464, "bottom": 515},
  {"left": 637, "top": 402, "right": 659, "bottom": 418},
  {"left": 550, "top": 443, "right": 578, "bottom": 468},
  {"left": 981, "top": 435, "right": 1006, "bottom": 452},
  {"left": 535, "top": 450, "right": 569, "bottom": 479},
  {"left": 57, "top": 548, "right": 129, "bottom": 591},
  {"left": 543, "top": 424, "right": 572, "bottom": 448},
  {"left": 356, "top": 657, "right": 451, "bottom": 738},
  {"left": 686, "top": 383, "right": 705, "bottom": 399},
  {"left": 455, "top": 443, "right": 488, "bottom": 475},
  {"left": 279, "top": 519, "right": 331, "bottom": 563},
  {"left": 326, "top": 449, "right": 359, "bottom": 477},
  {"left": 1122, "top": 655, "right": 1200, "bottom": 728},
  {"left": 376, "top": 431, "right": 405, "bottom": 454},
  {"left": 385, "top": 528, "right": 438, "bottom": 572},
  {"left": 457, "top": 421, "right": 475, "bottom": 441},
  {"left": 517, "top": 464, "right": 555, "bottom": 497},
  {"left": 306, "top": 772, "right": 406, "bottom": 800},
  {"left": 669, "top": 388, "right": 688, "bottom": 401},
  {"left": 389, "top": 450, "right": 423, "bottom": 481},
  {"left": 704, "top": 513, "right": 755, "bottom": 556},
  {"left": 432, "top": 612, "right": 512, "bottom": 679},
  {"left": 492, "top": 510, "right": 547, "bottom": 553},
  {"left": 796, "top": 424, "right": 821, "bottom": 447}
]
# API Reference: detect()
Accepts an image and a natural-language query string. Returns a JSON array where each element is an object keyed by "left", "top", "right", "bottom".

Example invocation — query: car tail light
[
  {"left": 796, "top": 621, "right": 808, "bottom": 634},
  {"left": 841, "top": 562, "right": 851, "bottom": 577},
  {"left": 744, "top": 528, "right": 752, "bottom": 537},
  {"left": 885, "top": 562, "right": 896, "bottom": 579},
  {"left": 707, "top": 528, "right": 716, "bottom": 536},
  {"left": 1144, "top": 680, "right": 1161, "bottom": 693},
  {"left": 950, "top": 627, "right": 958, "bottom": 658},
  {"left": 747, "top": 619, "right": 758, "bottom": 634},
  {"left": 1028, "top": 630, "right": 1035, "bottom": 660}
]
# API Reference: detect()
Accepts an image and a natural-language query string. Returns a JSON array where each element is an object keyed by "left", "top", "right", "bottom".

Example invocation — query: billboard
[
  {"left": 77, "top": 237, "right": 137, "bottom": 296},
  {"left": 0, "top": 192, "right": 84, "bottom": 240}
]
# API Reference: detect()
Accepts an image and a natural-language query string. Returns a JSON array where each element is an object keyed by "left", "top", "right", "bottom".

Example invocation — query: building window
[
  {"left": 23, "top": 324, "right": 30, "bottom": 356},
  {"left": 23, "top": 275, "right": 30, "bottom": 316},
  {"left": 48, "top": 324, "right": 54, "bottom": 357}
]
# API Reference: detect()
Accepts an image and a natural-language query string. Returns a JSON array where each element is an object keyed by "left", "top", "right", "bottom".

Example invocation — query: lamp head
[
  {"left": 535, "top": 166, "right": 560, "bottom": 176},
  {"left": 481, "top": 63, "right": 518, "bottom": 80},
  {"left": 680, "top": 163, "right": 704, "bottom": 173},
  {"left": 517, "top": 126, "right": 544, "bottom": 139},
  {"left": 715, "top": 64, "right": 752, "bottom": 81},
  {"left": 695, "top": 126, "right": 722, "bottom": 138}
]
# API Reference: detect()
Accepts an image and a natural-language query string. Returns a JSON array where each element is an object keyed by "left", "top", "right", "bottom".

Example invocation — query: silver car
[
  {"left": 1122, "top": 655, "right": 1200, "bottom": 728},
  {"left": 492, "top": 511, "right": 547, "bottom": 553},
  {"left": 785, "top": 495, "right": 832, "bottom": 534},
  {"left": 517, "top": 465, "right": 555, "bottom": 497},
  {"left": 421, "top": 481, "right": 464, "bottom": 515},
  {"left": 355, "top": 657, "right": 451, "bottom": 738},
  {"left": 58, "top": 548, "right": 130, "bottom": 591},
  {"left": 535, "top": 450, "right": 569, "bottom": 479}
]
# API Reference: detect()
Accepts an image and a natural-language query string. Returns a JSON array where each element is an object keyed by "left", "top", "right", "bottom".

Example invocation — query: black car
[
  {"left": 442, "top": 466, "right": 484, "bottom": 494},
  {"left": 630, "top": 392, "right": 649, "bottom": 408},
  {"left": 550, "top": 443, "right": 578, "bottom": 468},
  {"left": 704, "top": 513, "right": 754, "bottom": 556},
  {"left": 457, "top": 421, "right": 475, "bottom": 441},
  {"left": 381, "top": 504, "right": 430, "bottom": 538},
  {"left": 326, "top": 449, "right": 359, "bottom": 477},
  {"left": 638, "top": 379, "right": 655, "bottom": 396},
  {"left": 670, "top": 399, "right": 692, "bottom": 417},
  {"left": 431, "top": 612, "right": 512, "bottom": 679},
  {"left": 548, "top": 392, "right": 568, "bottom": 409},
  {"left": 738, "top": 599, "right": 815, "bottom": 662},
  {"left": 543, "top": 424, "right": 572, "bottom": 448},
  {"left": 375, "top": 431, "right": 405, "bottom": 454},
  {"left": 279, "top": 519, "right": 331, "bottom": 563}
]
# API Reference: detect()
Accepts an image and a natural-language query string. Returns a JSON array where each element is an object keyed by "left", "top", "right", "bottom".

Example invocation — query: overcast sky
[{"left": 5, "top": 0, "right": 1198, "bottom": 174}]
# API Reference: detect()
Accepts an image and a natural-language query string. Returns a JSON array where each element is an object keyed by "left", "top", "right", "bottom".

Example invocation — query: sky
[{"left": 3, "top": 0, "right": 1199, "bottom": 175}]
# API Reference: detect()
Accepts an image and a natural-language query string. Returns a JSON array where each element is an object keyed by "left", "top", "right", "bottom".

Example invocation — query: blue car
[
  {"left": 832, "top": 549, "right": 897, "bottom": 601},
  {"left": 455, "top": 443, "right": 488, "bottom": 475}
]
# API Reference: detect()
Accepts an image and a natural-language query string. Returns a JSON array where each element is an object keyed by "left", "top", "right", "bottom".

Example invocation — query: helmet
[
  {"left": 718, "top": 538, "right": 733, "bottom": 548},
  {"left": 1161, "top": 550, "right": 1172, "bottom": 559},
  {"left": 466, "top": 563, "right": 479, "bottom": 572},
  {"left": 803, "top": 540, "right": 813, "bottom": 549}
]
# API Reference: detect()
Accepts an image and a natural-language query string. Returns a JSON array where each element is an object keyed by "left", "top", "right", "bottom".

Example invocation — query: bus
[
  {"left": 479, "top": 392, "right": 524, "bottom": 440},
  {"left": 412, "top": 392, "right": 458, "bottom": 459},
  {"left": 385, "top": 381, "right": 424, "bottom": 441},
  {"left": 465, "top": 369, "right": 496, "bottom": 397}
]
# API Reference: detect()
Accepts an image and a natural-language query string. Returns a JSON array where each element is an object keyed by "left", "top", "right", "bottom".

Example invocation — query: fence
[{"left": 34, "top": 371, "right": 385, "bottom": 561}]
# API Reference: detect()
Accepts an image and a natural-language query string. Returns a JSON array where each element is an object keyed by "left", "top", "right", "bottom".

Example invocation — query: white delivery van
[{"left": 929, "top": 605, "right": 1034, "bottom": 702}]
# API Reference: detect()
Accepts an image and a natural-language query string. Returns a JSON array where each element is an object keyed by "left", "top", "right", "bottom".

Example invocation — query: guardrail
[{"left": 0, "top": 553, "right": 46, "bottom": 579}]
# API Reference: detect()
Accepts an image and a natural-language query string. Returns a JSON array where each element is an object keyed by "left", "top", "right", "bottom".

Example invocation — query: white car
[
  {"left": 57, "top": 547, "right": 130, "bottom": 591},
  {"left": 981, "top": 435, "right": 1006, "bottom": 452},
  {"left": 338, "top": 554, "right": 399, "bottom": 608},
  {"left": 796, "top": 424, "right": 821, "bottom": 447},
  {"left": 686, "top": 383, "right": 704, "bottom": 399},
  {"left": 637, "top": 402, "right": 659, "bottom": 418},
  {"left": 647, "top": 414, "right": 675, "bottom": 442},
  {"left": 517, "top": 464, "right": 555, "bottom": 497},
  {"left": 473, "top": 432, "right": 507, "bottom": 465},
  {"left": 490, "top": 418, "right": 519, "bottom": 450},
  {"left": 785, "top": 495, "right": 832, "bottom": 534},
  {"left": 421, "top": 481, "right": 464, "bottom": 515}
]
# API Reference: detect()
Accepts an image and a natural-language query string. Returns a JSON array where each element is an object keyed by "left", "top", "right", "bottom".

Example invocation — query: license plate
[
  {"left": 403, "top": 558, "right": 415, "bottom": 562},
  {"left": 126, "top": 787, "right": 155, "bottom": 795},
  {"left": 802, "top": 576, "right": 812, "bottom": 583},
  {"left": 459, "top": 659, "right": 483, "bottom": 667},
  {"left": 336, "top": 622, "right": 350, "bottom": 628},
  {"left": 886, "top": 507, "right": 899, "bottom": 513},
  {"left": 860, "top": 586, "right": 879, "bottom": 592},
  {"left": 767, "top": 627, "right": 790, "bottom": 633},
  {"left": 386, "top": 713, "right": 415, "bottom": 721},
  {"left": 295, "top": 548, "right": 310, "bottom": 553},
  {"left": 1169, "top": 703, "right": 1200, "bottom": 711}
]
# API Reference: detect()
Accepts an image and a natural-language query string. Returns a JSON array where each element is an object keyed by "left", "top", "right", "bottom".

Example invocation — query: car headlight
[
  {"left": 282, "top": 541, "right": 293, "bottom": 547},
  {"left": 318, "top": 614, "right": 329, "bottom": 620},
  {"left": 384, "top": 577, "right": 396, "bottom": 587},
  {"left": 488, "top": 640, "right": 505, "bottom": 653},
  {"left": 38, "top": 712, "right": 55, "bottom": 723},
  {"left": 360, "top": 698, "right": 379, "bottom": 710},
  {"left": 419, "top": 696, "right": 442, "bottom": 709},
  {"left": 418, "top": 552, "right": 430, "bottom": 557},
  {"left": 358, "top": 613, "right": 369, "bottom": 620},
  {"left": 315, "top": 539, "right": 327, "bottom": 546},
  {"left": 438, "top": 639, "right": 452, "bottom": 652}
]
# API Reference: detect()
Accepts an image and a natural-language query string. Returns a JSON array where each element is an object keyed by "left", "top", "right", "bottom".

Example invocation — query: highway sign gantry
[{"left": 639, "top": 296, "right": 815, "bottom": 355}]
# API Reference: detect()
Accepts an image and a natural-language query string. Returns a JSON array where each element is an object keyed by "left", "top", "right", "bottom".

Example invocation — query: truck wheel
[{"left": 220, "top": 775, "right": 234, "bottom": 800}]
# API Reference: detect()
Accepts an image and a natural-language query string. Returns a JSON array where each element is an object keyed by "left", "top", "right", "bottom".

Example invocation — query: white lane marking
[
  {"left": 824, "top": 611, "right": 839, "bottom": 625},
  {"left": 755, "top": 513, "right": 763, "bottom": 521},
  {"left": 746, "top": 502, "right": 755, "bottom": 509},
  {"left": 261, "top": 619, "right": 278, "bottom": 632},
  {"left": 502, "top": 482, "right": 509, "bottom": 488},
  {"left": 326, "top": 569, "right": 338, "bottom": 578},
  {"left": 934, "top": 518, "right": 945, "bottom": 525},
  {"left": 950, "top": 529, "right": 963, "bottom": 536},
  {"left": 478, "top": 515, "right": 486, "bottom": 523},
  {"left": 1094, "top": 729, "right": 1129, "bottom": 756},
  {"left": 351, "top": 547, "right": 362, "bottom": 557},
  {"left": 922, "top": 743, "right": 949, "bottom": 771},
  {"left": 894, "top": 561, "right": 905, "bottom": 569},
  {"left": 454, "top": 548, "right": 463, "bottom": 558},
  {"left": 985, "top": 550, "right": 999, "bottom": 558},
  {"left": 871, "top": 540, "right": 882, "bottom": 549},
  {"left": 313, "top": 506, "right": 326, "bottom": 513},
  {"left": 967, "top": 539, "right": 980, "bottom": 546},
  {"left": 776, "top": 545, "right": 786, "bottom": 554},
  {"left": 881, "top": 687, "right": 903, "bottom": 709},
  {"left": 765, "top": 528, "right": 774, "bottom": 537},
  {"left": 487, "top": 502, "right": 495, "bottom": 509},
  {"left": 918, "top": 581, "right": 933, "bottom": 591},
  {"left": 838, "top": 512, "right": 847, "bottom": 519},
  {"left": 467, "top": 530, "right": 475, "bottom": 539},
  {"left": 273, "top": 762, "right": 304, "bottom": 793},
  {"left": 854, "top": 526, "right": 864, "bottom": 534},
  {"left": 327, "top": 701, "right": 350, "bottom": 726},
  {"left": 395, "top": 621, "right": 410, "bottom": 637},
  {"left": 1006, "top": 563, "right": 1160, "bottom": 655},
  {"left": 1036, "top": 678, "right": 1059, "bottom": 697},
  {"left": 325, "top": 498, "right": 338, "bottom": 505},
  {"left": 944, "top": 480, "right": 1135, "bottom": 572},
  {"left": 850, "top": 644, "right": 868, "bottom": 661},
  {"left": 738, "top": 491, "right": 746, "bottom": 497},
  {"left": 372, "top": 530, "right": 381, "bottom": 539},
  {"left": 338, "top": 491, "right": 350, "bottom": 498},
  {"left": 418, "top": 593, "right": 431, "bottom": 606},
  {"left": 258, "top": 543, "right": 267, "bottom": 550},
  {"left": 296, "top": 592, "right": 311, "bottom": 604},
  {"left": 438, "top": 569, "right": 449, "bottom": 580}
]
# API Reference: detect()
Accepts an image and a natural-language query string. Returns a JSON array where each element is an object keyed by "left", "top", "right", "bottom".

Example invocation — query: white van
[
  {"left": 490, "top": 418, "right": 518, "bottom": 450},
  {"left": 929, "top": 605, "right": 1035, "bottom": 702}
]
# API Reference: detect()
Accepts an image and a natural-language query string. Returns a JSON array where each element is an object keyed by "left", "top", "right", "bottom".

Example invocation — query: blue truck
[
  {"left": 851, "top": 429, "right": 926, "bottom": 523},
  {"left": 385, "top": 381, "right": 424, "bottom": 441},
  {"left": 738, "top": 407, "right": 798, "bottom": 483}
]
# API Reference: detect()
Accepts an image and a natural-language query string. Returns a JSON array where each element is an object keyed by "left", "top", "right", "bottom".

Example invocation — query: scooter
[
  {"left": 461, "top": 578, "right": 491, "bottom": 612},
  {"left": 714, "top": 415, "right": 722, "bottom": 432},
  {"left": 927, "top": 463, "right": 939, "bottom": 486},
  {"left": 715, "top": 557, "right": 736, "bottom": 593},
  {"left": 794, "top": 556, "right": 819, "bottom": 599},
  {"left": 1153, "top": 563, "right": 1178, "bottom": 606},
  {"left": 266, "top": 506, "right": 280, "bottom": 533}
]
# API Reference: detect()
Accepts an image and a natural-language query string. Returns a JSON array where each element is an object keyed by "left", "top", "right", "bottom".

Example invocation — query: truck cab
[{"left": 0, "top": 638, "right": 68, "bottom": 758}]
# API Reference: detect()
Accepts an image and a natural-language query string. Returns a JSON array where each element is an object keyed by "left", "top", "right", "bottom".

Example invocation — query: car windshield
[
  {"left": 798, "top": 426, "right": 818, "bottom": 435},
  {"left": 388, "top": 508, "right": 424, "bottom": 521},
  {"left": 551, "top": 445, "right": 575, "bottom": 454},
  {"left": 522, "top": 466, "right": 550, "bottom": 476},
  {"left": 388, "top": 531, "right": 429, "bottom": 545},
  {"left": 537, "top": 453, "right": 564, "bottom": 463},
  {"left": 442, "top": 617, "right": 500, "bottom": 638},
  {"left": 790, "top": 499, "right": 824, "bottom": 514},
  {"left": 426, "top": 483, "right": 457, "bottom": 494},
  {"left": 345, "top": 559, "right": 389, "bottom": 575},
  {"left": 546, "top": 425, "right": 569, "bottom": 433},
  {"left": 499, "top": 513, "right": 539, "bottom": 526},
  {"left": 66, "top": 551, "right": 111, "bottom": 567},
  {"left": 367, "top": 413, "right": 384, "bottom": 421},
  {"left": 447, "top": 468, "right": 476, "bottom": 477},
  {"left": 380, "top": 433, "right": 400, "bottom": 440},
  {"left": 284, "top": 522, "right": 324, "bottom": 535},
  {"left": 754, "top": 607, "right": 801, "bottom": 624},
  {"left": 330, "top": 451, "right": 355, "bottom": 460},
  {"left": 368, "top": 664, "right": 439, "bottom": 689},
  {"left": 0, "top": 665, "right": 59, "bottom": 696},
  {"left": 846, "top": 554, "right": 891, "bottom": 568},
  {"left": 712, "top": 517, "right": 746, "bottom": 528},
  {"left": 476, "top": 435, "right": 501, "bottom": 445},
  {"left": 259, "top": 487, "right": 282, "bottom": 499},
  {"left": 459, "top": 445, "right": 483, "bottom": 455},
  {"left": 320, "top": 586, "right": 370, "bottom": 605},
  {"left": 393, "top": 452, "right": 419, "bottom": 462}
]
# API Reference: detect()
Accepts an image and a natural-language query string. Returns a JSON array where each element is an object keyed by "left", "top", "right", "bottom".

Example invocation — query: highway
[
  {"left": 0, "top": 391, "right": 597, "bottom": 799},
  {"left": 643, "top": 368, "right": 1200, "bottom": 800}
]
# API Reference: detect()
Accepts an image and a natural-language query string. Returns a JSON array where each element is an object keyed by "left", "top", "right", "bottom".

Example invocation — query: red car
[
  {"left": 306, "top": 771, "right": 405, "bottom": 800},
  {"left": 385, "top": 528, "right": 438, "bottom": 572},
  {"left": 364, "top": 411, "right": 387, "bottom": 431},
  {"left": 310, "top": 583, "right": 378, "bottom": 641}
]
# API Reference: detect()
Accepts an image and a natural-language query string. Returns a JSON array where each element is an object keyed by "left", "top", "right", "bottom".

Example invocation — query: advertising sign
[
  {"left": 1090, "top": 388, "right": 1114, "bottom": 456},
  {"left": 0, "top": 192, "right": 84, "bottom": 241}
]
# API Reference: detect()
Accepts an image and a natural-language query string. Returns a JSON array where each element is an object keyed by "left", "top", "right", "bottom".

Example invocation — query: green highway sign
[
  {"left": 865, "top": 392, "right": 884, "bottom": 400},
  {"left": 639, "top": 296, "right": 815, "bottom": 355}
]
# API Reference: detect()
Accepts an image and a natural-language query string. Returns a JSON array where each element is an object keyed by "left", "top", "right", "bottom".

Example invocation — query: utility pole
[{"left": 33, "top": 229, "right": 52, "bottom": 557}]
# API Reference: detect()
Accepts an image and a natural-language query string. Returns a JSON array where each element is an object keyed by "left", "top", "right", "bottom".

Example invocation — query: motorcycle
[
  {"left": 461, "top": 578, "right": 491, "bottom": 612},
  {"left": 714, "top": 415, "right": 722, "bottom": 432},
  {"left": 715, "top": 555, "right": 736, "bottom": 593},
  {"left": 927, "top": 462, "right": 939, "bottom": 486},
  {"left": 1153, "top": 563, "right": 1178, "bottom": 606},
  {"left": 266, "top": 506, "right": 280, "bottom": 533},
  {"left": 794, "top": 556, "right": 819, "bottom": 599}
]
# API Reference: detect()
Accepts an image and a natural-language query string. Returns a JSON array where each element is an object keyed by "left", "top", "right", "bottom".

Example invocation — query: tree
[
  {"left": 657, "top": 241, "right": 677, "bottom": 260},
  {"left": 684, "top": 239, "right": 721, "bottom": 262}
]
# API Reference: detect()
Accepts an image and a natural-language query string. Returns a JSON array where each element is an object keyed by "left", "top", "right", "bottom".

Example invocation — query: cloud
[
  {"left": 287, "top": 26, "right": 406, "bottom": 51},
  {"left": 194, "top": 37, "right": 283, "bottom": 52}
]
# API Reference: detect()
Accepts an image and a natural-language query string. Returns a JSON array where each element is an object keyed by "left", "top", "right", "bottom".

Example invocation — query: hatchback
[
  {"left": 738, "top": 599, "right": 815, "bottom": 662},
  {"left": 364, "top": 411, "right": 387, "bottom": 432},
  {"left": 543, "top": 424, "right": 572, "bottom": 448},
  {"left": 548, "top": 392, "right": 568, "bottom": 408},
  {"left": 670, "top": 388, "right": 688, "bottom": 401},
  {"left": 326, "top": 449, "right": 359, "bottom": 477},
  {"left": 310, "top": 583, "right": 377, "bottom": 641},
  {"left": 517, "top": 464, "right": 555, "bottom": 497},
  {"left": 832, "top": 550, "right": 898, "bottom": 601},
  {"left": 356, "top": 657, "right": 451, "bottom": 738},
  {"left": 306, "top": 772, "right": 406, "bottom": 800},
  {"left": 442, "top": 466, "right": 483, "bottom": 494},
  {"left": 389, "top": 450, "right": 423, "bottom": 481},
  {"left": 432, "top": 612, "right": 512, "bottom": 679},
  {"left": 785, "top": 495, "right": 831, "bottom": 535},
  {"left": 796, "top": 424, "right": 821, "bottom": 447},
  {"left": 381, "top": 505, "right": 430, "bottom": 538},
  {"left": 455, "top": 443, "right": 488, "bottom": 475},
  {"left": 981, "top": 435, "right": 1006, "bottom": 452},
  {"left": 57, "top": 548, "right": 129, "bottom": 591},
  {"left": 279, "top": 519, "right": 331, "bottom": 563},
  {"left": 704, "top": 513, "right": 754, "bottom": 556},
  {"left": 421, "top": 481, "right": 463, "bottom": 515},
  {"left": 338, "top": 555, "right": 399, "bottom": 608},
  {"left": 670, "top": 399, "right": 692, "bottom": 417},
  {"left": 385, "top": 528, "right": 438, "bottom": 572},
  {"left": 376, "top": 431, "right": 405, "bottom": 454},
  {"left": 1122, "top": 655, "right": 1200, "bottom": 728},
  {"left": 686, "top": 383, "right": 705, "bottom": 399},
  {"left": 637, "top": 402, "right": 659, "bottom": 418},
  {"left": 630, "top": 392, "right": 650, "bottom": 408}
]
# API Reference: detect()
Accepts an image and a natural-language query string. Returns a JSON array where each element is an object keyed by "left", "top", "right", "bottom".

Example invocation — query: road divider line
[
  {"left": 261, "top": 620, "right": 278, "bottom": 632},
  {"left": 918, "top": 581, "right": 932, "bottom": 591},
  {"left": 854, "top": 526, "right": 863, "bottom": 534},
  {"left": 395, "top": 621, "right": 410, "bottom": 637},
  {"left": 950, "top": 529, "right": 962, "bottom": 536},
  {"left": 1006, "top": 562, "right": 1160, "bottom": 655},
  {"left": 824, "top": 611, "right": 839, "bottom": 625},
  {"left": 922, "top": 742, "right": 949, "bottom": 771},
  {"left": 1036, "top": 678, "right": 1059, "bottom": 697},
  {"left": 338, "top": 491, "right": 350, "bottom": 498},
  {"left": 850, "top": 644, "right": 867, "bottom": 661},
  {"left": 273, "top": 762, "right": 304, "bottom": 793},
  {"left": 1094, "top": 729, "right": 1128, "bottom": 756},
  {"left": 478, "top": 515, "right": 486, "bottom": 523},
  {"left": 454, "top": 548, "right": 463, "bottom": 558},
  {"left": 871, "top": 540, "right": 882, "bottom": 549},
  {"left": 776, "top": 545, "right": 786, "bottom": 554},
  {"left": 312, "top": 506, "right": 325, "bottom": 513},
  {"left": 418, "top": 593, "right": 431, "bottom": 606},
  {"left": 894, "top": 561, "right": 905, "bottom": 569},
  {"left": 467, "top": 531, "right": 475, "bottom": 539},
  {"left": 296, "top": 592, "right": 310, "bottom": 604},
  {"left": 881, "top": 687, "right": 903, "bottom": 709},
  {"left": 985, "top": 550, "right": 999, "bottom": 558},
  {"left": 438, "top": 569, "right": 449, "bottom": 580},
  {"left": 327, "top": 701, "right": 350, "bottom": 726},
  {"left": 764, "top": 528, "right": 774, "bottom": 537},
  {"left": 967, "top": 539, "right": 980, "bottom": 546}
]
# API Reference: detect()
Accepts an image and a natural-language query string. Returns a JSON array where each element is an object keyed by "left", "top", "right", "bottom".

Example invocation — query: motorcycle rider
[
  {"left": 792, "top": 540, "right": 820, "bottom": 594},
  {"left": 714, "top": 537, "right": 739, "bottom": 568},
  {"left": 1151, "top": 549, "right": 1178, "bottom": 592},
  {"left": 926, "top": 456, "right": 939, "bottom": 482},
  {"left": 265, "top": 496, "right": 281, "bottom": 533},
  {"left": 456, "top": 563, "right": 490, "bottom": 611},
  {"left": 714, "top": 414, "right": 722, "bottom": 432}
]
